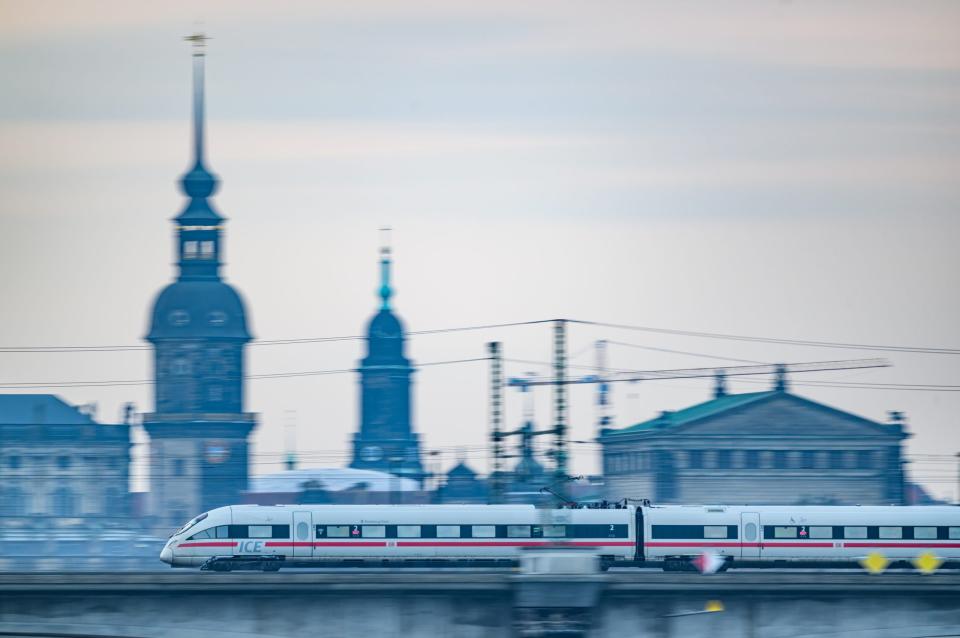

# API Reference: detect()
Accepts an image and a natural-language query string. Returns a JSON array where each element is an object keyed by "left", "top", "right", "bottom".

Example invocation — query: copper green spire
[{"left": 378, "top": 226, "right": 393, "bottom": 311}]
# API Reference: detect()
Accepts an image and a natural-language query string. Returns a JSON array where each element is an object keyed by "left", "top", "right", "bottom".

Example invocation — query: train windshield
[{"left": 175, "top": 512, "right": 208, "bottom": 536}]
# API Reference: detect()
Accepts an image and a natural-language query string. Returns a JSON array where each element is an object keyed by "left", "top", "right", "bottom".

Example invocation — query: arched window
[{"left": 51, "top": 488, "right": 76, "bottom": 517}]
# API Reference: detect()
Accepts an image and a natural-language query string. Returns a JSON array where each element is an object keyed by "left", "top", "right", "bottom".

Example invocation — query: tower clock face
[
  {"left": 205, "top": 441, "right": 230, "bottom": 464},
  {"left": 361, "top": 445, "right": 384, "bottom": 462}
]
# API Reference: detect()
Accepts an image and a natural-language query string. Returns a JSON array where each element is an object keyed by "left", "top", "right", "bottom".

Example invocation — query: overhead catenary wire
[
  {"left": 0, "top": 357, "right": 490, "bottom": 389},
  {"left": 605, "top": 340, "right": 767, "bottom": 365},
  {"left": 2, "top": 316, "right": 959, "bottom": 355},
  {"left": 4, "top": 357, "right": 960, "bottom": 392},
  {"left": 0, "top": 320, "right": 554, "bottom": 353},
  {"left": 568, "top": 319, "right": 960, "bottom": 355}
]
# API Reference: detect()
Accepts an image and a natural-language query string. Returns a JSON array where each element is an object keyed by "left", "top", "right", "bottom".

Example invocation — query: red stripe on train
[
  {"left": 266, "top": 541, "right": 390, "bottom": 547},
  {"left": 646, "top": 542, "right": 834, "bottom": 548},
  {"left": 178, "top": 542, "right": 237, "bottom": 548},
  {"left": 843, "top": 542, "right": 960, "bottom": 548},
  {"left": 395, "top": 541, "right": 634, "bottom": 547},
  {"left": 646, "top": 542, "right": 746, "bottom": 548},
  {"left": 762, "top": 542, "right": 834, "bottom": 548}
]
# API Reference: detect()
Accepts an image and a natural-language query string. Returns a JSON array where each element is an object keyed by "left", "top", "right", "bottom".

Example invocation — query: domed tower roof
[{"left": 147, "top": 280, "right": 251, "bottom": 341}]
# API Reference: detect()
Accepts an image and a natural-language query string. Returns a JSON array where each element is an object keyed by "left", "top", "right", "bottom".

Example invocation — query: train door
[
  {"left": 293, "top": 511, "right": 313, "bottom": 558},
  {"left": 741, "top": 512, "right": 760, "bottom": 559}
]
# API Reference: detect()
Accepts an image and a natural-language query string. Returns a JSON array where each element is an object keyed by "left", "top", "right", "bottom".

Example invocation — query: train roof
[{"left": 228, "top": 503, "right": 539, "bottom": 511}]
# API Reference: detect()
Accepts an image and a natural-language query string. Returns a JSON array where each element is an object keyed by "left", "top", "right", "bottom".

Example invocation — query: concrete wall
[{"left": 2, "top": 572, "right": 959, "bottom": 638}]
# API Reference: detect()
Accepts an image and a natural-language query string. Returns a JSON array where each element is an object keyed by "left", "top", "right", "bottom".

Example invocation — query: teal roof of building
[{"left": 603, "top": 390, "right": 778, "bottom": 437}]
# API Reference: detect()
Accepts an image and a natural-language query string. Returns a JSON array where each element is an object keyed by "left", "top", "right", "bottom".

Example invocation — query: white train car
[
  {"left": 160, "top": 504, "right": 636, "bottom": 569},
  {"left": 643, "top": 504, "right": 960, "bottom": 567},
  {"left": 160, "top": 503, "right": 960, "bottom": 570}
]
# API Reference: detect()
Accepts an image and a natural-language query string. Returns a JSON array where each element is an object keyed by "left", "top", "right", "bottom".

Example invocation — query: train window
[
  {"left": 774, "top": 527, "right": 797, "bottom": 538},
  {"left": 216, "top": 526, "right": 229, "bottom": 539},
  {"left": 809, "top": 526, "right": 832, "bottom": 539},
  {"left": 543, "top": 525, "right": 566, "bottom": 538},
  {"left": 189, "top": 528, "right": 214, "bottom": 540},
  {"left": 472, "top": 525, "right": 496, "bottom": 538},
  {"left": 362, "top": 525, "right": 386, "bottom": 538},
  {"left": 744, "top": 523, "right": 757, "bottom": 542},
  {"left": 323, "top": 526, "right": 349, "bottom": 538},
  {"left": 914, "top": 527, "right": 937, "bottom": 540},
  {"left": 949, "top": 527, "right": 960, "bottom": 540},
  {"left": 574, "top": 524, "right": 631, "bottom": 538},
  {"left": 397, "top": 525, "right": 421, "bottom": 538},
  {"left": 507, "top": 525, "right": 531, "bottom": 538},
  {"left": 878, "top": 526, "right": 902, "bottom": 539},
  {"left": 178, "top": 512, "right": 208, "bottom": 535},
  {"left": 653, "top": 525, "right": 705, "bottom": 539},
  {"left": 296, "top": 522, "right": 309, "bottom": 540},
  {"left": 437, "top": 525, "right": 460, "bottom": 538},
  {"left": 704, "top": 526, "right": 728, "bottom": 539},
  {"left": 249, "top": 526, "right": 272, "bottom": 539},
  {"left": 844, "top": 526, "right": 867, "bottom": 539}
]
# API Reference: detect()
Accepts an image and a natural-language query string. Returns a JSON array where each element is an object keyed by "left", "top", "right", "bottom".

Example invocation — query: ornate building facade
[
  {"left": 349, "top": 240, "right": 424, "bottom": 480},
  {"left": 599, "top": 371, "right": 908, "bottom": 505},
  {"left": 142, "top": 41, "right": 256, "bottom": 527},
  {"left": 0, "top": 395, "right": 130, "bottom": 524}
]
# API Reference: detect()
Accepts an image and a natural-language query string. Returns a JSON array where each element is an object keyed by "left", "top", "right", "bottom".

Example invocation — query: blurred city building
[
  {"left": 0, "top": 395, "right": 157, "bottom": 569},
  {"left": 599, "top": 369, "right": 908, "bottom": 505},
  {"left": 349, "top": 238, "right": 424, "bottom": 481},
  {"left": 141, "top": 41, "right": 256, "bottom": 528},
  {"left": 435, "top": 461, "right": 489, "bottom": 504},
  {"left": 244, "top": 467, "right": 429, "bottom": 505},
  {"left": 0, "top": 395, "right": 130, "bottom": 522}
]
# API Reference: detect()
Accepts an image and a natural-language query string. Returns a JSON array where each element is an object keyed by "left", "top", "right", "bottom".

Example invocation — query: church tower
[
  {"left": 142, "top": 36, "right": 256, "bottom": 526},
  {"left": 350, "top": 233, "right": 424, "bottom": 480}
]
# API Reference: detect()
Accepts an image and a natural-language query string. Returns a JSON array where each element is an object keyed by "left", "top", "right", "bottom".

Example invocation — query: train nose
[{"left": 160, "top": 545, "right": 173, "bottom": 564}]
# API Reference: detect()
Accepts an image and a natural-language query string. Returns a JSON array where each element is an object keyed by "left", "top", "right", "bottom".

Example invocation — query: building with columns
[
  {"left": 0, "top": 395, "right": 130, "bottom": 524},
  {"left": 349, "top": 239, "right": 424, "bottom": 481},
  {"left": 599, "top": 370, "right": 908, "bottom": 505},
  {"left": 142, "top": 39, "right": 256, "bottom": 527}
]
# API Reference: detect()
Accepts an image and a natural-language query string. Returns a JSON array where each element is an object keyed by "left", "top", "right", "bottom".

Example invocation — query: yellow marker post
[
  {"left": 913, "top": 552, "right": 942, "bottom": 575},
  {"left": 860, "top": 552, "right": 889, "bottom": 575},
  {"left": 704, "top": 600, "right": 725, "bottom": 613}
]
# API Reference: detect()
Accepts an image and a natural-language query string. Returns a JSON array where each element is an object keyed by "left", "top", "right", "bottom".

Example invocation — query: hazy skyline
[{"left": 1, "top": 1, "right": 959, "bottom": 499}]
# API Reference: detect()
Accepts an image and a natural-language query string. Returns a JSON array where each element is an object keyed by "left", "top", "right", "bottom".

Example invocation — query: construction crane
[{"left": 512, "top": 358, "right": 890, "bottom": 387}]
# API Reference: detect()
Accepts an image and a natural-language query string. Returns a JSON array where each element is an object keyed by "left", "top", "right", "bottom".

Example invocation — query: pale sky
[{"left": 1, "top": 1, "right": 959, "bottom": 499}]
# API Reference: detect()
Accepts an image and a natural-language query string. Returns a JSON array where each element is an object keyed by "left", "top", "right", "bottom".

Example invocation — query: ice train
[{"left": 159, "top": 502, "right": 960, "bottom": 571}]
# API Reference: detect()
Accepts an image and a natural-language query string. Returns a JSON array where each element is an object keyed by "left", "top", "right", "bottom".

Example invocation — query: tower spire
[
  {"left": 187, "top": 32, "right": 208, "bottom": 166},
  {"left": 177, "top": 32, "right": 220, "bottom": 222},
  {"left": 174, "top": 33, "right": 223, "bottom": 281},
  {"left": 378, "top": 226, "right": 393, "bottom": 311}
]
